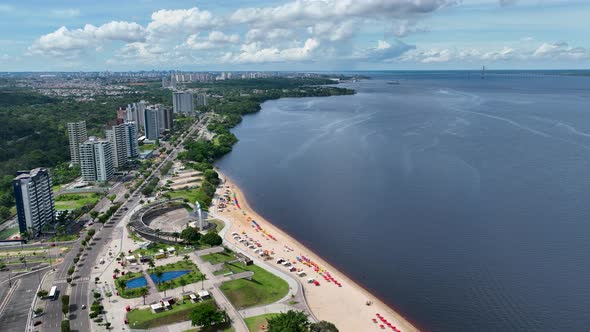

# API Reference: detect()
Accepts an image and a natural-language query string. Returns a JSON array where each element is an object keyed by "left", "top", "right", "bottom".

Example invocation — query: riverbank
[{"left": 213, "top": 170, "right": 419, "bottom": 332}]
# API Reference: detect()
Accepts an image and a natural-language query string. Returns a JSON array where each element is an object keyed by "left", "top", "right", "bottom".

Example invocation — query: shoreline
[{"left": 214, "top": 169, "right": 420, "bottom": 332}]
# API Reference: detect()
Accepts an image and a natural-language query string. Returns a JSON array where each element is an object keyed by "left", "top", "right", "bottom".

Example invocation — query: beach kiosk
[{"left": 198, "top": 290, "right": 211, "bottom": 300}]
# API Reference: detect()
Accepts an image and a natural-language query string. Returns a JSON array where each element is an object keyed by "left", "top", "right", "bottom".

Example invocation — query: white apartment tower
[
  {"left": 79, "top": 137, "right": 114, "bottom": 182},
  {"left": 172, "top": 92, "right": 194, "bottom": 113},
  {"left": 13, "top": 168, "right": 55, "bottom": 237},
  {"left": 105, "top": 122, "right": 138, "bottom": 168},
  {"left": 67, "top": 120, "right": 88, "bottom": 164}
]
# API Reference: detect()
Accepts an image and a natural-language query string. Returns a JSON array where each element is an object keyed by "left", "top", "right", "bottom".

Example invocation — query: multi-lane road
[{"left": 37, "top": 116, "right": 206, "bottom": 332}]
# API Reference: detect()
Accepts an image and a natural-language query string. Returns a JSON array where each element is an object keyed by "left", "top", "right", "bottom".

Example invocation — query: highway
[{"left": 37, "top": 116, "right": 206, "bottom": 332}]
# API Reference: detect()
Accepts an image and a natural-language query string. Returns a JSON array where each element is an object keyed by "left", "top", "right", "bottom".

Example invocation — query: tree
[
  {"left": 179, "top": 278, "right": 188, "bottom": 293},
  {"left": 113, "top": 268, "right": 120, "bottom": 276},
  {"left": 172, "top": 232, "right": 180, "bottom": 242},
  {"left": 148, "top": 260, "right": 156, "bottom": 269},
  {"left": 37, "top": 289, "right": 48, "bottom": 298},
  {"left": 107, "top": 194, "right": 116, "bottom": 204},
  {"left": 61, "top": 319, "right": 71, "bottom": 332},
  {"left": 34, "top": 308, "right": 43, "bottom": 315},
  {"left": 139, "top": 287, "right": 149, "bottom": 305},
  {"left": 180, "top": 227, "right": 201, "bottom": 244},
  {"left": 183, "top": 255, "right": 190, "bottom": 262},
  {"left": 201, "top": 232, "right": 222, "bottom": 246},
  {"left": 267, "top": 310, "right": 310, "bottom": 332},
  {"left": 89, "top": 210, "right": 99, "bottom": 222},
  {"left": 310, "top": 321, "right": 339, "bottom": 332},
  {"left": 190, "top": 301, "right": 226, "bottom": 328},
  {"left": 61, "top": 295, "right": 70, "bottom": 317},
  {"left": 155, "top": 270, "right": 164, "bottom": 286}
]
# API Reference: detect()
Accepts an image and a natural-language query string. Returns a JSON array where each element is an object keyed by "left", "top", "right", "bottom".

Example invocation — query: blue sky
[{"left": 1, "top": 0, "right": 589, "bottom": 71}]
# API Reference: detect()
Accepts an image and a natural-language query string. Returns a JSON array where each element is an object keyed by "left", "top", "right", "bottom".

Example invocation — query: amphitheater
[{"left": 129, "top": 199, "right": 213, "bottom": 243}]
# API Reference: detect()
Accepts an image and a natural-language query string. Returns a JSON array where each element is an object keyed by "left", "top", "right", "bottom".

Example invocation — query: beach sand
[{"left": 214, "top": 171, "right": 420, "bottom": 332}]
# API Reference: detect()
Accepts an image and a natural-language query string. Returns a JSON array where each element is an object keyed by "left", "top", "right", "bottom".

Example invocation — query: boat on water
[{"left": 387, "top": 81, "right": 400, "bottom": 85}]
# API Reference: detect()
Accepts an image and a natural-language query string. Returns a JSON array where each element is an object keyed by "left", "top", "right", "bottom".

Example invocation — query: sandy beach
[{"left": 214, "top": 171, "right": 419, "bottom": 332}]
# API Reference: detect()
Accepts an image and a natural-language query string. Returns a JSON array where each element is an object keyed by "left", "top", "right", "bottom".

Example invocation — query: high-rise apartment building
[
  {"left": 163, "top": 108, "right": 174, "bottom": 132},
  {"left": 144, "top": 106, "right": 161, "bottom": 140},
  {"left": 196, "top": 94, "right": 207, "bottom": 107},
  {"left": 13, "top": 168, "right": 55, "bottom": 237},
  {"left": 172, "top": 92, "right": 194, "bottom": 113},
  {"left": 105, "top": 122, "right": 138, "bottom": 168},
  {"left": 67, "top": 120, "right": 88, "bottom": 164},
  {"left": 80, "top": 137, "right": 114, "bottom": 182}
]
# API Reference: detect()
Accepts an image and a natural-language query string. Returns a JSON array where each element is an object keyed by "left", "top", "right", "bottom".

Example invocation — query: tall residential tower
[
  {"left": 13, "top": 168, "right": 55, "bottom": 237},
  {"left": 67, "top": 120, "right": 88, "bottom": 165},
  {"left": 80, "top": 137, "right": 114, "bottom": 182}
]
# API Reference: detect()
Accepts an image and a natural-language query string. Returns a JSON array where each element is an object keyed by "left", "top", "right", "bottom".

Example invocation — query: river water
[{"left": 216, "top": 72, "right": 590, "bottom": 331}]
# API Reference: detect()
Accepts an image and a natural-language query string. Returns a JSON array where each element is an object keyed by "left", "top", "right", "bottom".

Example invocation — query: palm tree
[
  {"left": 155, "top": 270, "right": 164, "bottom": 287},
  {"left": 139, "top": 287, "right": 149, "bottom": 305},
  {"left": 148, "top": 260, "right": 155, "bottom": 269},
  {"left": 162, "top": 281, "right": 169, "bottom": 297},
  {"left": 172, "top": 232, "right": 180, "bottom": 243},
  {"left": 113, "top": 268, "right": 120, "bottom": 276},
  {"left": 183, "top": 255, "right": 189, "bottom": 262},
  {"left": 179, "top": 278, "right": 188, "bottom": 293}
]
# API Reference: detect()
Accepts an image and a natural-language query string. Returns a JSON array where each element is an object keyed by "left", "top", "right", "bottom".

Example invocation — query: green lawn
[
  {"left": 114, "top": 271, "right": 147, "bottom": 299},
  {"left": 244, "top": 314, "right": 279, "bottom": 332},
  {"left": 148, "top": 260, "right": 205, "bottom": 291},
  {"left": 54, "top": 193, "right": 100, "bottom": 211},
  {"left": 127, "top": 299, "right": 213, "bottom": 329},
  {"left": 220, "top": 263, "right": 289, "bottom": 309},
  {"left": 0, "top": 226, "right": 19, "bottom": 240},
  {"left": 139, "top": 143, "right": 156, "bottom": 152},
  {"left": 210, "top": 219, "right": 225, "bottom": 232},
  {"left": 130, "top": 242, "right": 193, "bottom": 257},
  {"left": 168, "top": 187, "right": 202, "bottom": 203},
  {"left": 201, "top": 251, "right": 235, "bottom": 265}
]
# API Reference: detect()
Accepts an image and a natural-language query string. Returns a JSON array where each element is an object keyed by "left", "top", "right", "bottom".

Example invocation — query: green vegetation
[
  {"left": 127, "top": 299, "right": 214, "bottom": 329},
  {"left": 201, "top": 251, "right": 235, "bottom": 265},
  {"left": 139, "top": 143, "right": 156, "bottom": 152},
  {"left": 264, "top": 311, "right": 339, "bottom": 332},
  {"left": 180, "top": 227, "right": 201, "bottom": 244},
  {"left": 142, "top": 177, "right": 160, "bottom": 196},
  {"left": 130, "top": 242, "right": 192, "bottom": 257},
  {"left": 189, "top": 301, "right": 226, "bottom": 329},
  {"left": 220, "top": 262, "right": 289, "bottom": 309},
  {"left": 54, "top": 193, "right": 100, "bottom": 211},
  {"left": 61, "top": 294, "right": 70, "bottom": 317},
  {"left": 201, "top": 232, "right": 222, "bottom": 247},
  {"left": 147, "top": 260, "right": 204, "bottom": 291},
  {"left": 0, "top": 82, "right": 172, "bottom": 221},
  {"left": 0, "top": 225, "right": 19, "bottom": 240},
  {"left": 245, "top": 313, "right": 279, "bottom": 332},
  {"left": 160, "top": 161, "right": 173, "bottom": 176},
  {"left": 114, "top": 271, "right": 146, "bottom": 299},
  {"left": 61, "top": 319, "right": 71, "bottom": 332},
  {"left": 97, "top": 202, "right": 122, "bottom": 224}
]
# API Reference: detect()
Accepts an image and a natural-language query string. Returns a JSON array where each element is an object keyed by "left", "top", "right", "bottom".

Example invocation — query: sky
[{"left": 1, "top": 0, "right": 589, "bottom": 71}]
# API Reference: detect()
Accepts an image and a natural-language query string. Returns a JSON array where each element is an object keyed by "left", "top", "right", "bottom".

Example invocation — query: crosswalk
[{"left": 55, "top": 276, "right": 90, "bottom": 284}]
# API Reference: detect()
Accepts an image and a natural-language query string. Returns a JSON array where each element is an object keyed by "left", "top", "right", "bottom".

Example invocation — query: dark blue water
[
  {"left": 126, "top": 276, "right": 148, "bottom": 289},
  {"left": 216, "top": 72, "right": 590, "bottom": 331},
  {"left": 125, "top": 270, "right": 190, "bottom": 289},
  {"left": 150, "top": 270, "right": 191, "bottom": 284}
]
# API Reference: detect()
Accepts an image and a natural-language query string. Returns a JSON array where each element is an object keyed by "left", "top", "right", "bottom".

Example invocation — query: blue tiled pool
[
  {"left": 150, "top": 270, "right": 191, "bottom": 284},
  {"left": 126, "top": 276, "right": 148, "bottom": 289}
]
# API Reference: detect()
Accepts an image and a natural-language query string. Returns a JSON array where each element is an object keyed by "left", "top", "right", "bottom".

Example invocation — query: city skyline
[{"left": 1, "top": 0, "right": 589, "bottom": 71}]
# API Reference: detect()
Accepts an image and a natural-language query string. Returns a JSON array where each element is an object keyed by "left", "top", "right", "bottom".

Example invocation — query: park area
[
  {"left": 127, "top": 298, "right": 214, "bottom": 329},
  {"left": 219, "top": 263, "right": 288, "bottom": 308},
  {"left": 148, "top": 260, "right": 205, "bottom": 291},
  {"left": 54, "top": 193, "right": 100, "bottom": 210},
  {"left": 245, "top": 314, "right": 279, "bottom": 332}
]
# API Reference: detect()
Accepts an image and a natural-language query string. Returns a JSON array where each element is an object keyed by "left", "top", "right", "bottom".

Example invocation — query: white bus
[{"left": 48, "top": 286, "right": 58, "bottom": 301}]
